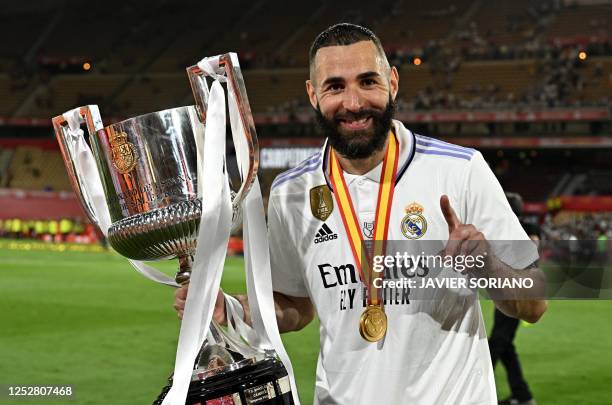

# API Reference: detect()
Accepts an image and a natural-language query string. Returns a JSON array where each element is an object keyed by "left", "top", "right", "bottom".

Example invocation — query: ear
[
  {"left": 305, "top": 79, "right": 318, "bottom": 109},
  {"left": 389, "top": 66, "right": 399, "bottom": 101}
]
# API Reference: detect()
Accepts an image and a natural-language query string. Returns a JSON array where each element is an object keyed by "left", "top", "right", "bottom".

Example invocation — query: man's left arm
[
  {"left": 483, "top": 256, "right": 548, "bottom": 323},
  {"left": 441, "top": 194, "right": 548, "bottom": 323}
]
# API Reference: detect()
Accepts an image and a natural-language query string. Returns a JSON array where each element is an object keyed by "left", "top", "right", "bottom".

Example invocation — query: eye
[
  {"left": 326, "top": 83, "right": 344, "bottom": 92},
  {"left": 362, "top": 78, "right": 376, "bottom": 86}
]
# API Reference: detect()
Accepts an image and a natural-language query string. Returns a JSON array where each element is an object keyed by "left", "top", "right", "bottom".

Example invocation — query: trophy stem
[{"left": 176, "top": 254, "right": 194, "bottom": 285}]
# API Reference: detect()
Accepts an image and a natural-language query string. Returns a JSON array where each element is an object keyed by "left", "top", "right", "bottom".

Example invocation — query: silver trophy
[{"left": 52, "top": 54, "right": 294, "bottom": 404}]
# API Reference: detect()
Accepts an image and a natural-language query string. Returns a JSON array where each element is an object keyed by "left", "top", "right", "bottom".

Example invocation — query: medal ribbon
[{"left": 329, "top": 133, "right": 399, "bottom": 306}]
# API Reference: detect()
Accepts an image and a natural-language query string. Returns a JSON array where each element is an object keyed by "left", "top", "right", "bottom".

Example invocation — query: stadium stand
[
  {"left": 0, "top": 148, "right": 15, "bottom": 187},
  {"left": 4, "top": 146, "right": 71, "bottom": 191},
  {"left": 23, "top": 74, "right": 127, "bottom": 118},
  {"left": 381, "top": 0, "right": 475, "bottom": 48},
  {"left": 0, "top": 0, "right": 610, "bottom": 118},
  {"left": 0, "top": 0, "right": 610, "bottom": 216},
  {"left": 545, "top": 2, "right": 612, "bottom": 39},
  {"left": 571, "top": 56, "right": 612, "bottom": 105},
  {"left": 268, "top": 0, "right": 357, "bottom": 68},
  {"left": 579, "top": 170, "right": 612, "bottom": 196},
  {"left": 0, "top": 74, "right": 34, "bottom": 115},
  {"left": 112, "top": 73, "right": 192, "bottom": 117},
  {"left": 401, "top": 59, "right": 538, "bottom": 110}
]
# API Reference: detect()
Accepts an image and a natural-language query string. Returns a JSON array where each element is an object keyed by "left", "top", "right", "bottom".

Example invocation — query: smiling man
[
  {"left": 175, "top": 23, "right": 547, "bottom": 404},
  {"left": 308, "top": 39, "right": 397, "bottom": 164}
]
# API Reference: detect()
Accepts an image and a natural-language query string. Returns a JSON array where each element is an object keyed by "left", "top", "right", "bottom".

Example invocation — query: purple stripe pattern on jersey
[
  {"left": 414, "top": 148, "right": 472, "bottom": 160},
  {"left": 415, "top": 134, "right": 475, "bottom": 160},
  {"left": 271, "top": 154, "right": 322, "bottom": 189}
]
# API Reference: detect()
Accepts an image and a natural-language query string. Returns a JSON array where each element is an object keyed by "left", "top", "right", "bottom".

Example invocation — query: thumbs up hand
[{"left": 440, "top": 195, "right": 490, "bottom": 271}]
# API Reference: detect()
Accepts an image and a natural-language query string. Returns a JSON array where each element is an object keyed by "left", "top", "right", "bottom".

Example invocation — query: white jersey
[{"left": 268, "top": 120, "right": 538, "bottom": 405}]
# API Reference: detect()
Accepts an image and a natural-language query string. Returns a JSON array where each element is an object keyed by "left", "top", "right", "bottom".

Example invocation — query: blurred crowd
[
  {"left": 537, "top": 212, "right": 611, "bottom": 269},
  {"left": 0, "top": 217, "right": 99, "bottom": 244},
  {"left": 542, "top": 212, "right": 611, "bottom": 241},
  {"left": 4, "top": 0, "right": 610, "bottom": 119},
  {"left": 268, "top": 35, "right": 611, "bottom": 116}
]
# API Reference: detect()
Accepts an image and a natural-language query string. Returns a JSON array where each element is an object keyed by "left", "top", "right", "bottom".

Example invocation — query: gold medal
[{"left": 359, "top": 305, "right": 388, "bottom": 342}]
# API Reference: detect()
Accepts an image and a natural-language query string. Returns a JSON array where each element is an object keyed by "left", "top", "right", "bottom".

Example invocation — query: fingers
[
  {"left": 440, "top": 195, "right": 461, "bottom": 232},
  {"left": 173, "top": 286, "right": 226, "bottom": 323},
  {"left": 213, "top": 290, "right": 227, "bottom": 325},
  {"left": 173, "top": 298, "right": 185, "bottom": 319},
  {"left": 458, "top": 228, "right": 486, "bottom": 256},
  {"left": 215, "top": 289, "right": 225, "bottom": 309},
  {"left": 174, "top": 285, "right": 188, "bottom": 319},
  {"left": 445, "top": 224, "right": 485, "bottom": 257},
  {"left": 440, "top": 197, "right": 489, "bottom": 273},
  {"left": 175, "top": 285, "right": 188, "bottom": 300}
]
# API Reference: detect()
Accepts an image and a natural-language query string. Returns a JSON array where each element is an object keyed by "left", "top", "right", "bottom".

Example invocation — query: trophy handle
[
  {"left": 186, "top": 53, "right": 259, "bottom": 208},
  {"left": 51, "top": 105, "right": 105, "bottom": 229}
]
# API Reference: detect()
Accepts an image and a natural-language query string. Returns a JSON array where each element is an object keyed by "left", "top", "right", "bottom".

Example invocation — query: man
[
  {"left": 175, "top": 23, "right": 547, "bottom": 404},
  {"left": 489, "top": 193, "right": 539, "bottom": 405}
]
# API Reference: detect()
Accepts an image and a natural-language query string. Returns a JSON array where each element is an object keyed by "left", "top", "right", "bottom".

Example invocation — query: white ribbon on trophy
[
  {"left": 163, "top": 56, "right": 301, "bottom": 405},
  {"left": 225, "top": 70, "right": 301, "bottom": 401},
  {"left": 162, "top": 78, "right": 234, "bottom": 405}
]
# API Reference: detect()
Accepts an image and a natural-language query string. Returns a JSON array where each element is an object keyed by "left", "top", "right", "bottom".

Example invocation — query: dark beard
[{"left": 315, "top": 95, "right": 395, "bottom": 159}]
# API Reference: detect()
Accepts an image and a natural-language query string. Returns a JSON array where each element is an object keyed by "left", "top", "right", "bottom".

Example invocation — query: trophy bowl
[
  {"left": 100, "top": 106, "right": 204, "bottom": 260},
  {"left": 54, "top": 104, "right": 246, "bottom": 282}
]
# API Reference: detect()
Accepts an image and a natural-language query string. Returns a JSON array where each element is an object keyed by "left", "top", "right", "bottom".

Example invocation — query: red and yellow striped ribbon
[{"left": 329, "top": 133, "right": 399, "bottom": 306}]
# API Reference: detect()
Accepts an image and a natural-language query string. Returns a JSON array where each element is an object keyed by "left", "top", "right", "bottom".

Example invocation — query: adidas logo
[{"left": 314, "top": 224, "right": 338, "bottom": 244}]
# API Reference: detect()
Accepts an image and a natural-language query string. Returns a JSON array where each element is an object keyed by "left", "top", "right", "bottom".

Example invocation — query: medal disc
[{"left": 359, "top": 305, "right": 387, "bottom": 342}]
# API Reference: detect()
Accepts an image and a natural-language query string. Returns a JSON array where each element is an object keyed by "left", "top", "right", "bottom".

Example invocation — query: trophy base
[
  {"left": 107, "top": 199, "right": 202, "bottom": 261},
  {"left": 154, "top": 357, "right": 294, "bottom": 405}
]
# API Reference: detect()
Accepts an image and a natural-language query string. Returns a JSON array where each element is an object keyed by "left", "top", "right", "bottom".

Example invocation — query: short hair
[
  {"left": 309, "top": 23, "right": 389, "bottom": 71},
  {"left": 505, "top": 192, "right": 524, "bottom": 216}
]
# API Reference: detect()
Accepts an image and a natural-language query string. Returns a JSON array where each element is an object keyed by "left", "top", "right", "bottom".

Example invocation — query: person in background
[
  {"left": 34, "top": 219, "right": 45, "bottom": 240},
  {"left": 10, "top": 217, "right": 21, "bottom": 239},
  {"left": 489, "top": 192, "right": 539, "bottom": 405},
  {"left": 48, "top": 219, "right": 59, "bottom": 242},
  {"left": 59, "top": 217, "right": 73, "bottom": 242},
  {"left": 595, "top": 225, "right": 609, "bottom": 271}
]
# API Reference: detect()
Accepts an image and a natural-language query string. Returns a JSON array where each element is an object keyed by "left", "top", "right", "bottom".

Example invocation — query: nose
[{"left": 341, "top": 86, "right": 365, "bottom": 112}]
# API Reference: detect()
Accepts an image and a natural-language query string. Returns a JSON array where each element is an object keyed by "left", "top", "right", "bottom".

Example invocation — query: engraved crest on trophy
[{"left": 109, "top": 130, "right": 138, "bottom": 174}]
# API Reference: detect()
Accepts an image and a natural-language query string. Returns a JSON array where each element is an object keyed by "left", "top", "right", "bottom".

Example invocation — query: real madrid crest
[
  {"left": 310, "top": 185, "right": 333, "bottom": 221},
  {"left": 109, "top": 130, "right": 137, "bottom": 174},
  {"left": 401, "top": 202, "right": 427, "bottom": 239}
]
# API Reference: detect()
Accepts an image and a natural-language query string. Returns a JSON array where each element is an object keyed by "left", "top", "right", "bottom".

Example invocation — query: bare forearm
[
  {"left": 482, "top": 255, "right": 548, "bottom": 323},
  {"left": 227, "top": 292, "right": 314, "bottom": 333},
  {"left": 273, "top": 292, "right": 315, "bottom": 332},
  {"left": 494, "top": 299, "right": 548, "bottom": 323}
]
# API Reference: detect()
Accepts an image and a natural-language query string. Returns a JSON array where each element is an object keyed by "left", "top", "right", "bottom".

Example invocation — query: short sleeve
[
  {"left": 268, "top": 194, "right": 310, "bottom": 297},
  {"left": 463, "top": 152, "right": 539, "bottom": 269}
]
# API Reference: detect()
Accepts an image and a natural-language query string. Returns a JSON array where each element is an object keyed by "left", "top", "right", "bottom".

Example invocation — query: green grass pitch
[{"left": 1, "top": 243, "right": 611, "bottom": 404}]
